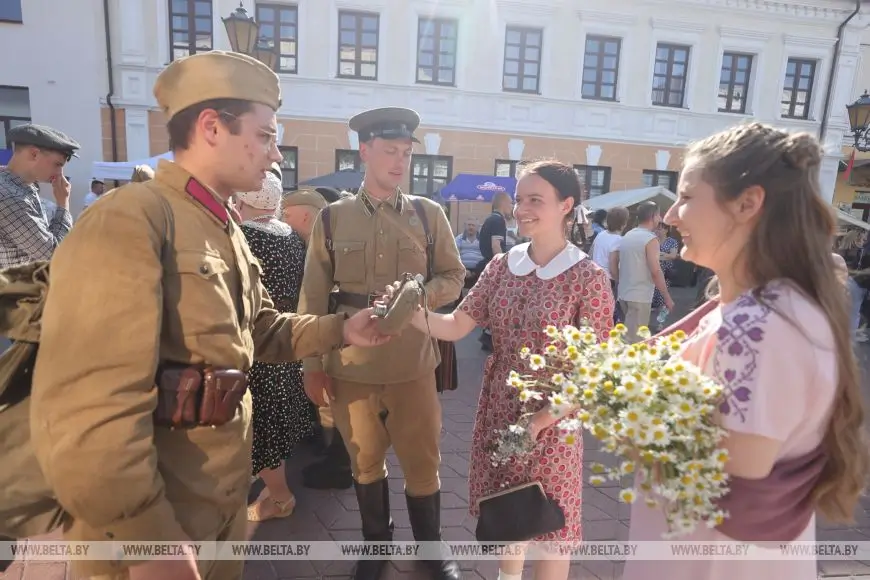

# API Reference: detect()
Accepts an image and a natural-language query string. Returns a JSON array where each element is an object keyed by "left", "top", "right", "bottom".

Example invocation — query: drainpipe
[
  {"left": 818, "top": 0, "right": 861, "bottom": 144},
  {"left": 103, "top": 0, "right": 118, "bottom": 163}
]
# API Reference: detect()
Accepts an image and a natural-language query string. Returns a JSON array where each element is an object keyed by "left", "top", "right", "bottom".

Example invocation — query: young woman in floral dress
[
  {"left": 625, "top": 123, "right": 869, "bottom": 579},
  {"left": 403, "top": 160, "right": 615, "bottom": 580}
]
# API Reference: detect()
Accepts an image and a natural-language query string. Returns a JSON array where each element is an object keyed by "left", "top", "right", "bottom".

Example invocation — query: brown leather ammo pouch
[{"left": 154, "top": 365, "right": 248, "bottom": 428}]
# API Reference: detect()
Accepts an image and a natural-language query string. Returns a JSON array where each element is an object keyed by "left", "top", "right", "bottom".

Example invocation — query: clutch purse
[
  {"left": 474, "top": 481, "right": 566, "bottom": 544},
  {"left": 373, "top": 273, "right": 425, "bottom": 336}
]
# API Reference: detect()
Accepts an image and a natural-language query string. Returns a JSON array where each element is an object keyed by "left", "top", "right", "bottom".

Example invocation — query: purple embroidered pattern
[{"left": 712, "top": 286, "right": 780, "bottom": 422}]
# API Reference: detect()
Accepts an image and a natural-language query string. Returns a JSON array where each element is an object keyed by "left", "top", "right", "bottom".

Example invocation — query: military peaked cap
[
  {"left": 8, "top": 124, "right": 80, "bottom": 158},
  {"left": 349, "top": 107, "right": 420, "bottom": 143}
]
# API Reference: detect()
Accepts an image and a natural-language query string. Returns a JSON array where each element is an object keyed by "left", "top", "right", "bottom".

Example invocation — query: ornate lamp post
[
  {"left": 846, "top": 90, "right": 870, "bottom": 152},
  {"left": 221, "top": 3, "right": 276, "bottom": 69}
]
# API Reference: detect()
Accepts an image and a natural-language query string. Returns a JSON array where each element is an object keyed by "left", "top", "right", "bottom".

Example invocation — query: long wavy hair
[{"left": 687, "top": 122, "right": 869, "bottom": 522}]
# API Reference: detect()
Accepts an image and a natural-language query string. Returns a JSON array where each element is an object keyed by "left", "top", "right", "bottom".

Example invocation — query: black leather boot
[
  {"left": 302, "top": 428, "right": 353, "bottom": 490},
  {"left": 406, "top": 492, "right": 462, "bottom": 580},
  {"left": 353, "top": 479, "right": 393, "bottom": 580}
]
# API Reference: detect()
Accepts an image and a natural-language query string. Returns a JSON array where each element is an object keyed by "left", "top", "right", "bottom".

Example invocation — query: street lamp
[
  {"left": 846, "top": 90, "right": 870, "bottom": 152},
  {"left": 222, "top": 4, "right": 258, "bottom": 55},
  {"left": 221, "top": 3, "right": 277, "bottom": 69}
]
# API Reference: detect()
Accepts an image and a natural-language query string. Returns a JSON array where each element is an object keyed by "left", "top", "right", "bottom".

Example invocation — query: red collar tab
[{"left": 185, "top": 177, "right": 229, "bottom": 225}]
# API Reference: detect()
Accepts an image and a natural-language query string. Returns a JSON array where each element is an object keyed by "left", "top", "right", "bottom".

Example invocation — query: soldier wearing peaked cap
[
  {"left": 0, "top": 123, "right": 79, "bottom": 269},
  {"left": 26, "top": 51, "right": 390, "bottom": 580},
  {"left": 298, "top": 107, "right": 465, "bottom": 580}
]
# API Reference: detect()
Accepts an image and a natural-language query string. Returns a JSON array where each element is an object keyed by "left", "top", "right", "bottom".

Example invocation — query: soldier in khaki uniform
[
  {"left": 28, "top": 51, "right": 388, "bottom": 580},
  {"left": 298, "top": 107, "right": 464, "bottom": 580}
]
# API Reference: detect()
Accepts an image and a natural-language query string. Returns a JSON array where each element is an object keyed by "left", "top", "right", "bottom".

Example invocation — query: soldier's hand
[
  {"left": 343, "top": 307, "right": 392, "bottom": 348},
  {"left": 128, "top": 549, "right": 201, "bottom": 580},
  {"left": 304, "top": 371, "right": 333, "bottom": 407}
]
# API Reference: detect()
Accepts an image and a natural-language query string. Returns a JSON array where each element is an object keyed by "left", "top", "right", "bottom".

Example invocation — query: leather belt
[{"left": 331, "top": 291, "right": 379, "bottom": 309}]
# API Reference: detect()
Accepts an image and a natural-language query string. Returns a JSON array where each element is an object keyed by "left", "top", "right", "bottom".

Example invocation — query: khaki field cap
[
  {"left": 153, "top": 51, "right": 282, "bottom": 120},
  {"left": 282, "top": 188, "right": 327, "bottom": 210}
]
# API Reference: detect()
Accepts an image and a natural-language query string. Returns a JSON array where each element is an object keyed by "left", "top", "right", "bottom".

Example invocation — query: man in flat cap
[
  {"left": 25, "top": 51, "right": 389, "bottom": 580},
  {"left": 0, "top": 123, "right": 77, "bottom": 269},
  {"left": 299, "top": 107, "right": 464, "bottom": 580}
]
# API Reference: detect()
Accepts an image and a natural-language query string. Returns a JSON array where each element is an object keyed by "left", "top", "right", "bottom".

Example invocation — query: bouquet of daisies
[{"left": 492, "top": 323, "right": 731, "bottom": 538}]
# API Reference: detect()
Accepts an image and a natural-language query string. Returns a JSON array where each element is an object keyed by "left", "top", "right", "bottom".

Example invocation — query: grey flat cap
[
  {"left": 8, "top": 124, "right": 80, "bottom": 158},
  {"left": 349, "top": 107, "right": 420, "bottom": 144}
]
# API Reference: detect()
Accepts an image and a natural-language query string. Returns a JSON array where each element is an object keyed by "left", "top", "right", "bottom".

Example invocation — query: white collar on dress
[{"left": 507, "top": 242, "right": 587, "bottom": 280}]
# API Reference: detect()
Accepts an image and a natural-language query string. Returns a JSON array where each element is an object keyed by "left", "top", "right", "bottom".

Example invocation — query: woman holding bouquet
[
  {"left": 624, "top": 123, "right": 869, "bottom": 579},
  {"left": 401, "top": 160, "right": 615, "bottom": 580}
]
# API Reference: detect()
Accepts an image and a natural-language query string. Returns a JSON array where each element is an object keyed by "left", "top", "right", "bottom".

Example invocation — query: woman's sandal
[{"left": 246, "top": 495, "right": 296, "bottom": 522}]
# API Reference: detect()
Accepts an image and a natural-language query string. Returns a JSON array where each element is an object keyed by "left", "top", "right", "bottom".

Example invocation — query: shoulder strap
[
  {"left": 410, "top": 198, "right": 434, "bottom": 281},
  {"left": 142, "top": 184, "right": 175, "bottom": 262},
  {"left": 321, "top": 206, "right": 334, "bottom": 271}
]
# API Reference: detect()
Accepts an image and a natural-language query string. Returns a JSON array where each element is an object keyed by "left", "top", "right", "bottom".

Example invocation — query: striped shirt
[{"left": 0, "top": 167, "right": 72, "bottom": 268}]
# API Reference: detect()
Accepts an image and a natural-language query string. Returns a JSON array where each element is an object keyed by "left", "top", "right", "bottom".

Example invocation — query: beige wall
[
  {"left": 140, "top": 109, "right": 685, "bottom": 191},
  {"left": 100, "top": 107, "right": 127, "bottom": 163}
]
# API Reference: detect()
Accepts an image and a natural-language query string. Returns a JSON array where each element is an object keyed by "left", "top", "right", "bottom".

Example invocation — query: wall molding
[
  {"left": 650, "top": 18, "right": 707, "bottom": 34},
  {"left": 718, "top": 25, "right": 772, "bottom": 42},
  {"left": 576, "top": 10, "right": 637, "bottom": 26},
  {"left": 641, "top": 0, "right": 854, "bottom": 22}
]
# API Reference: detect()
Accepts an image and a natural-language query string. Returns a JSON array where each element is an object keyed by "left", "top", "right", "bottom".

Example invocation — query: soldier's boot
[
  {"left": 302, "top": 428, "right": 353, "bottom": 490},
  {"left": 354, "top": 479, "right": 393, "bottom": 580},
  {"left": 406, "top": 492, "right": 462, "bottom": 580}
]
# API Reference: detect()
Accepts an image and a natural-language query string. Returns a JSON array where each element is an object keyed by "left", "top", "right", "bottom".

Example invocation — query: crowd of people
[{"left": 0, "top": 48, "right": 867, "bottom": 580}]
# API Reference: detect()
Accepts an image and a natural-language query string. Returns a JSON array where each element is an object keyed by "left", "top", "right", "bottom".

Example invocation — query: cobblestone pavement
[{"left": 4, "top": 286, "right": 870, "bottom": 580}]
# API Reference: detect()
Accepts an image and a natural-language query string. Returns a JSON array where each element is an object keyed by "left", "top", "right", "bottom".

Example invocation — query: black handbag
[{"left": 474, "top": 481, "right": 566, "bottom": 544}]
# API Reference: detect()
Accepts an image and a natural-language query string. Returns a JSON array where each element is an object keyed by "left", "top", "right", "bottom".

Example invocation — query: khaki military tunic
[
  {"left": 299, "top": 188, "right": 464, "bottom": 383},
  {"left": 29, "top": 160, "right": 346, "bottom": 578}
]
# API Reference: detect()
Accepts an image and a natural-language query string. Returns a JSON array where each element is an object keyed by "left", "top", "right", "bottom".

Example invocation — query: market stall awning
[
  {"left": 583, "top": 186, "right": 676, "bottom": 211},
  {"left": 92, "top": 152, "right": 173, "bottom": 181},
  {"left": 836, "top": 207, "right": 870, "bottom": 231},
  {"left": 440, "top": 174, "right": 516, "bottom": 202},
  {"left": 299, "top": 169, "right": 364, "bottom": 190}
]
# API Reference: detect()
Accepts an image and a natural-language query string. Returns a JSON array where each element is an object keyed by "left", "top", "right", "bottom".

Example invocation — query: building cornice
[
  {"left": 782, "top": 33, "right": 838, "bottom": 49},
  {"left": 641, "top": 0, "right": 854, "bottom": 22},
  {"left": 495, "top": 0, "right": 561, "bottom": 17},
  {"left": 576, "top": 10, "right": 638, "bottom": 27},
  {"left": 650, "top": 18, "right": 707, "bottom": 34},
  {"left": 718, "top": 25, "right": 773, "bottom": 42}
]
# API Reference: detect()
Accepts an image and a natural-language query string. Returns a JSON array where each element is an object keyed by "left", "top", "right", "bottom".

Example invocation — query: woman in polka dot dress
[
  {"left": 403, "top": 161, "right": 614, "bottom": 580},
  {"left": 234, "top": 169, "right": 314, "bottom": 522}
]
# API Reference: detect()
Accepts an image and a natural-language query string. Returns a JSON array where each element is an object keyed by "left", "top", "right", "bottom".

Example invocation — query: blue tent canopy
[
  {"left": 440, "top": 174, "right": 516, "bottom": 202},
  {"left": 0, "top": 149, "right": 11, "bottom": 165}
]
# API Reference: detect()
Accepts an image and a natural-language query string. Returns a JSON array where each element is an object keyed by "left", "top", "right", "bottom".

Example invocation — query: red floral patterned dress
[{"left": 458, "top": 248, "right": 614, "bottom": 545}]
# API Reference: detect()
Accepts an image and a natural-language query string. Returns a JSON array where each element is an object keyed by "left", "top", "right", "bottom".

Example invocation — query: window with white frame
[
  {"left": 718, "top": 52, "right": 753, "bottom": 114},
  {"left": 503, "top": 26, "right": 542, "bottom": 94},
  {"left": 781, "top": 57, "right": 816, "bottom": 120},
  {"left": 338, "top": 11, "right": 379, "bottom": 80},
  {"left": 652, "top": 43, "right": 690, "bottom": 107},
  {"left": 416, "top": 18, "right": 458, "bottom": 86},
  {"left": 582, "top": 36, "right": 620, "bottom": 101},
  {"left": 169, "top": 0, "right": 212, "bottom": 61}
]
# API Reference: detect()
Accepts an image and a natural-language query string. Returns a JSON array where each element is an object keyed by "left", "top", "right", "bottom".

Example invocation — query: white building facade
[{"left": 3, "top": 0, "right": 869, "bottom": 213}]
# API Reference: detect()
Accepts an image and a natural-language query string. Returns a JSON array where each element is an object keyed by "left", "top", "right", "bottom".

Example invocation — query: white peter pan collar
[{"left": 507, "top": 242, "right": 587, "bottom": 280}]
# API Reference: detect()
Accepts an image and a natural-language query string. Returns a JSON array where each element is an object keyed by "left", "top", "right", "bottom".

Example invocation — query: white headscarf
[{"left": 236, "top": 173, "right": 283, "bottom": 211}]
